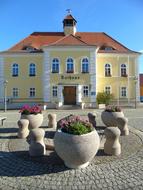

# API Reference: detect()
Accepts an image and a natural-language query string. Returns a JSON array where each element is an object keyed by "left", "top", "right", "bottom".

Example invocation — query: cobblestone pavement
[{"left": 0, "top": 108, "right": 143, "bottom": 190}]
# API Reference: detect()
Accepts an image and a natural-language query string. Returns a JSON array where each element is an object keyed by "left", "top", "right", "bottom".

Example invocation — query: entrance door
[{"left": 63, "top": 86, "right": 76, "bottom": 105}]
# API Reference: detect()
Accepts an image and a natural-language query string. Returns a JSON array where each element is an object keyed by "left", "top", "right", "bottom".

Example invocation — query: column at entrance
[
  {"left": 76, "top": 85, "right": 82, "bottom": 105},
  {"left": 58, "top": 85, "right": 63, "bottom": 107}
]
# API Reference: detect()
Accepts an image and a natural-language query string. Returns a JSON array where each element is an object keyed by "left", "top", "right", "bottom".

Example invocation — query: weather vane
[{"left": 66, "top": 9, "right": 71, "bottom": 14}]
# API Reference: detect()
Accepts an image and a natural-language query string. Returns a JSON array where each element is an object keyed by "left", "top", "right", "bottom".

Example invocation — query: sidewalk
[{"left": 0, "top": 109, "right": 143, "bottom": 189}]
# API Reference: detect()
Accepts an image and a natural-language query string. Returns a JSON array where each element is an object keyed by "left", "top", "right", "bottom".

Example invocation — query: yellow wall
[
  {"left": 4, "top": 55, "right": 43, "bottom": 102},
  {"left": 50, "top": 51, "right": 91, "bottom": 102},
  {"left": 96, "top": 55, "right": 136, "bottom": 99},
  {"left": 3, "top": 51, "right": 137, "bottom": 104}
]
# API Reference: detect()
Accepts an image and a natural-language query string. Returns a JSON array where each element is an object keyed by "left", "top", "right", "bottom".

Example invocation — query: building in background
[
  {"left": 0, "top": 13, "right": 141, "bottom": 109},
  {"left": 140, "top": 74, "right": 143, "bottom": 102}
]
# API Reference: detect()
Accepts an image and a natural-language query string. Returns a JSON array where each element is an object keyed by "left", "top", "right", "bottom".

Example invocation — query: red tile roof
[
  {"left": 8, "top": 31, "right": 138, "bottom": 54},
  {"left": 46, "top": 34, "right": 90, "bottom": 46}
]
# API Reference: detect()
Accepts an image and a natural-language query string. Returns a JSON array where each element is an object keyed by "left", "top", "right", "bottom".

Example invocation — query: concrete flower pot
[
  {"left": 54, "top": 129, "right": 100, "bottom": 169},
  {"left": 21, "top": 113, "right": 43, "bottom": 129},
  {"left": 101, "top": 111, "right": 124, "bottom": 127}
]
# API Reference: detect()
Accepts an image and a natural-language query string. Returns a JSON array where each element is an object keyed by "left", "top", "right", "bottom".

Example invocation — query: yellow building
[{"left": 0, "top": 13, "right": 141, "bottom": 109}]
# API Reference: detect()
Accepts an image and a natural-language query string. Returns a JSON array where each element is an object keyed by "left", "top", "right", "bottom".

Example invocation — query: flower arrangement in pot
[
  {"left": 20, "top": 105, "right": 43, "bottom": 129},
  {"left": 54, "top": 115, "right": 100, "bottom": 169},
  {"left": 101, "top": 105, "right": 124, "bottom": 127}
]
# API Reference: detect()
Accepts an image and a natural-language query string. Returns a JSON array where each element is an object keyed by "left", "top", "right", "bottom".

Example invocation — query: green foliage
[
  {"left": 67, "top": 122, "right": 92, "bottom": 135},
  {"left": 96, "top": 92, "right": 113, "bottom": 105},
  {"left": 59, "top": 115, "right": 94, "bottom": 135}
]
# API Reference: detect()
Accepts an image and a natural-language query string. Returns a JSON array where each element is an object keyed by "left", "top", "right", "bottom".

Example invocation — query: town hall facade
[{"left": 0, "top": 13, "right": 140, "bottom": 109}]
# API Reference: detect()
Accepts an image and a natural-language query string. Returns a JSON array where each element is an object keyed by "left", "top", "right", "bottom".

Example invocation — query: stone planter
[
  {"left": 21, "top": 113, "right": 43, "bottom": 129},
  {"left": 101, "top": 111, "right": 124, "bottom": 127},
  {"left": 54, "top": 129, "right": 100, "bottom": 169}
]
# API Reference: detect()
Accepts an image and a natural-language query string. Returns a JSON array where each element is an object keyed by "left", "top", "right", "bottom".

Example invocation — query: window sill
[
  {"left": 12, "top": 75, "right": 18, "bottom": 77},
  {"left": 121, "top": 75, "right": 128, "bottom": 77},
  {"left": 67, "top": 71, "right": 74, "bottom": 74},
  {"left": 105, "top": 75, "right": 112, "bottom": 77},
  {"left": 29, "top": 75, "right": 36, "bottom": 77}
]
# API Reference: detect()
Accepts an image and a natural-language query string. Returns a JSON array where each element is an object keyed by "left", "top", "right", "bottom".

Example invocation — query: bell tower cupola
[{"left": 63, "top": 9, "right": 77, "bottom": 36}]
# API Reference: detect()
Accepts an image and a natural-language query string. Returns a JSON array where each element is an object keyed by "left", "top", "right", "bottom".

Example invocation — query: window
[
  {"left": 52, "top": 58, "right": 59, "bottom": 73},
  {"left": 52, "top": 86, "right": 58, "bottom": 97},
  {"left": 83, "top": 86, "right": 89, "bottom": 97},
  {"left": 12, "top": 88, "right": 18, "bottom": 98},
  {"left": 67, "top": 58, "right": 74, "bottom": 73},
  {"left": 105, "top": 64, "right": 111, "bottom": 76},
  {"left": 29, "top": 88, "right": 35, "bottom": 97},
  {"left": 82, "top": 58, "right": 89, "bottom": 73},
  {"left": 29, "top": 63, "right": 36, "bottom": 76},
  {"left": 105, "top": 86, "right": 111, "bottom": 94},
  {"left": 121, "top": 87, "right": 127, "bottom": 97},
  {"left": 12, "top": 63, "right": 19, "bottom": 76},
  {"left": 121, "top": 64, "right": 127, "bottom": 77},
  {"left": 105, "top": 47, "right": 113, "bottom": 51}
]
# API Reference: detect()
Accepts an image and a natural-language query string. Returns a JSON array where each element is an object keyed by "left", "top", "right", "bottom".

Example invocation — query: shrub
[{"left": 96, "top": 92, "right": 113, "bottom": 105}]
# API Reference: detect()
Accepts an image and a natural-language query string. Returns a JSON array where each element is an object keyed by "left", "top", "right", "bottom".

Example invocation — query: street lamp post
[
  {"left": 133, "top": 76, "right": 138, "bottom": 109},
  {"left": 3, "top": 80, "right": 8, "bottom": 112}
]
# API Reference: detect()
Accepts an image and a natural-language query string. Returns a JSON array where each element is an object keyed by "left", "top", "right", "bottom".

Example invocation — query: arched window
[
  {"left": 12, "top": 63, "right": 19, "bottom": 77},
  {"left": 82, "top": 58, "right": 89, "bottom": 73},
  {"left": 29, "top": 63, "right": 36, "bottom": 76},
  {"left": 121, "top": 64, "right": 127, "bottom": 77},
  {"left": 67, "top": 58, "right": 74, "bottom": 73},
  {"left": 52, "top": 58, "right": 59, "bottom": 73},
  {"left": 105, "top": 64, "right": 111, "bottom": 76}
]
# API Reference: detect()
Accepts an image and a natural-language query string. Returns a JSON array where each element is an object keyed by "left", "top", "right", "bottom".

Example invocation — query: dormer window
[
  {"left": 105, "top": 47, "right": 113, "bottom": 51},
  {"left": 22, "top": 46, "right": 37, "bottom": 52},
  {"left": 100, "top": 46, "right": 115, "bottom": 51}
]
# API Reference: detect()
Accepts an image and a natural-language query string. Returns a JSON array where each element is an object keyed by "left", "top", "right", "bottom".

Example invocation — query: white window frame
[
  {"left": 12, "top": 88, "right": 19, "bottom": 98},
  {"left": 51, "top": 58, "right": 60, "bottom": 73},
  {"left": 83, "top": 86, "right": 89, "bottom": 97},
  {"left": 52, "top": 86, "right": 58, "bottom": 97},
  {"left": 81, "top": 58, "right": 89, "bottom": 73},
  {"left": 105, "top": 63, "right": 112, "bottom": 76},
  {"left": 120, "top": 86, "right": 127, "bottom": 98},
  {"left": 66, "top": 57, "right": 74, "bottom": 73},
  {"left": 104, "top": 86, "right": 112, "bottom": 94},
  {"left": 12, "top": 63, "right": 19, "bottom": 76},
  {"left": 29, "top": 88, "right": 36, "bottom": 98},
  {"left": 120, "top": 63, "right": 127, "bottom": 77},
  {"left": 29, "top": 63, "right": 36, "bottom": 76}
]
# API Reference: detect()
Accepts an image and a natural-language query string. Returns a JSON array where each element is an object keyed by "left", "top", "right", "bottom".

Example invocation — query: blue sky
[{"left": 0, "top": 0, "right": 143, "bottom": 72}]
